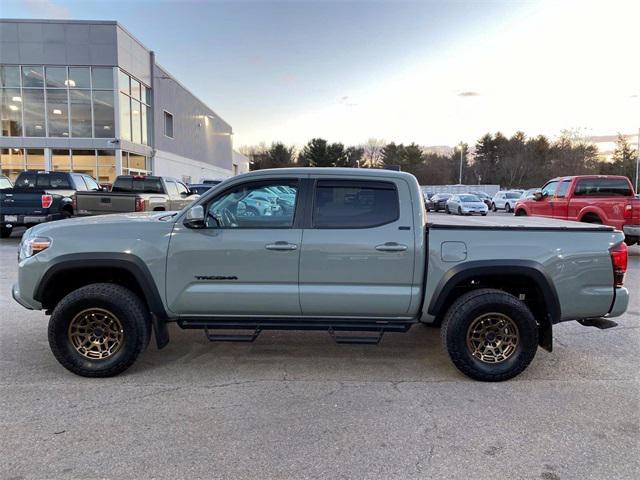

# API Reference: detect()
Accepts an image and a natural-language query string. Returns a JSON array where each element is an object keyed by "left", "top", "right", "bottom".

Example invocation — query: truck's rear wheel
[
  {"left": 441, "top": 289, "right": 538, "bottom": 381},
  {"left": 48, "top": 283, "right": 151, "bottom": 377}
]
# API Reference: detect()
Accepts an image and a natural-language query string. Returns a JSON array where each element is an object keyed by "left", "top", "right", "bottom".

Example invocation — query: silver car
[{"left": 445, "top": 194, "right": 489, "bottom": 216}]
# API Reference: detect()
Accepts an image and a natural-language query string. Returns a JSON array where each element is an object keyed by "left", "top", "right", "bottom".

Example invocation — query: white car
[
  {"left": 445, "top": 194, "right": 489, "bottom": 216},
  {"left": 491, "top": 191, "right": 522, "bottom": 212}
]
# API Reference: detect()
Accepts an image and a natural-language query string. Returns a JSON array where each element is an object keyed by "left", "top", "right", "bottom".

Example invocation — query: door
[
  {"left": 164, "top": 180, "right": 181, "bottom": 210},
  {"left": 299, "top": 178, "right": 415, "bottom": 317},
  {"left": 529, "top": 180, "right": 557, "bottom": 217},
  {"left": 175, "top": 181, "right": 192, "bottom": 209},
  {"left": 551, "top": 179, "right": 571, "bottom": 219},
  {"left": 166, "top": 178, "right": 303, "bottom": 316}
]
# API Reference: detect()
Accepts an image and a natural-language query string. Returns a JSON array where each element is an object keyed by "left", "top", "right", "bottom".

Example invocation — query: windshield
[
  {"left": 459, "top": 195, "right": 480, "bottom": 202},
  {"left": 505, "top": 192, "right": 521, "bottom": 199}
]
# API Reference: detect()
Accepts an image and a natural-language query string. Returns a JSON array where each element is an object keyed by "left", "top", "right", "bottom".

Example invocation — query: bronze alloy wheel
[
  {"left": 466, "top": 312, "right": 519, "bottom": 363},
  {"left": 67, "top": 308, "right": 124, "bottom": 360}
]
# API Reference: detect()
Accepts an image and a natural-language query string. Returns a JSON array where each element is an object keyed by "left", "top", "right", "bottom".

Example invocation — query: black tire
[
  {"left": 445, "top": 205, "right": 450, "bottom": 214},
  {"left": 505, "top": 203, "right": 512, "bottom": 213},
  {"left": 491, "top": 203, "right": 497, "bottom": 212},
  {"left": 481, "top": 213, "right": 487, "bottom": 216},
  {"left": 0, "top": 225, "right": 12, "bottom": 238},
  {"left": 48, "top": 283, "right": 151, "bottom": 377},
  {"left": 515, "top": 209, "right": 527, "bottom": 216},
  {"left": 624, "top": 236, "right": 638, "bottom": 246},
  {"left": 457, "top": 206, "right": 463, "bottom": 215},
  {"left": 441, "top": 288, "right": 538, "bottom": 382},
  {"left": 581, "top": 215, "right": 602, "bottom": 225}
]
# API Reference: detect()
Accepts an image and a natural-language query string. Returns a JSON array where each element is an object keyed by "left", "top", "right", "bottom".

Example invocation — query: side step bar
[{"left": 178, "top": 318, "right": 415, "bottom": 345}]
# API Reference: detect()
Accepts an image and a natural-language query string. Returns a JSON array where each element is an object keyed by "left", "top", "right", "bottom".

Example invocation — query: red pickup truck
[{"left": 515, "top": 175, "right": 640, "bottom": 246}]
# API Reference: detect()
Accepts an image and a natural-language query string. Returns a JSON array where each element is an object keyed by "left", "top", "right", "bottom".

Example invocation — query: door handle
[
  {"left": 375, "top": 242, "right": 408, "bottom": 252},
  {"left": 265, "top": 241, "right": 298, "bottom": 251}
]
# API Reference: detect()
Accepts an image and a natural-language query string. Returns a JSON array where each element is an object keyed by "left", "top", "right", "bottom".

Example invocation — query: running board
[
  {"left": 577, "top": 318, "right": 618, "bottom": 329},
  {"left": 178, "top": 317, "right": 414, "bottom": 345}
]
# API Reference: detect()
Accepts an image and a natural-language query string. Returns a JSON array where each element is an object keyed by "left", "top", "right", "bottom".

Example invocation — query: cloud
[
  {"left": 457, "top": 91, "right": 481, "bottom": 97},
  {"left": 23, "top": 0, "right": 70, "bottom": 19},
  {"left": 337, "top": 95, "right": 357, "bottom": 107}
]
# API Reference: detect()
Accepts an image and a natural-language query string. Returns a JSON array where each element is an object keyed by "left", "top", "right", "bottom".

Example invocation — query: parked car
[
  {"left": 0, "top": 175, "right": 13, "bottom": 190},
  {"left": 515, "top": 175, "right": 640, "bottom": 246},
  {"left": 468, "top": 190, "right": 492, "bottom": 208},
  {"left": 188, "top": 183, "right": 215, "bottom": 196},
  {"left": 0, "top": 171, "right": 100, "bottom": 238},
  {"left": 13, "top": 168, "right": 629, "bottom": 382},
  {"left": 491, "top": 191, "right": 522, "bottom": 212},
  {"left": 428, "top": 193, "right": 452, "bottom": 212},
  {"left": 446, "top": 194, "right": 489, "bottom": 215},
  {"left": 201, "top": 179, "right": 223, "bottom": 186},
  {"left": 74, "top": 175, "right": 200, "bottom": 216}
]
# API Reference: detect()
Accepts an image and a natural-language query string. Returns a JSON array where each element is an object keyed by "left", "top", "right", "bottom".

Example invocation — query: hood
[
  {"left": 461, "top": 201, "right": 487, "bottom": 207},
  {"left": 29, "top": 211, "right": 177, "bottom": 236}
]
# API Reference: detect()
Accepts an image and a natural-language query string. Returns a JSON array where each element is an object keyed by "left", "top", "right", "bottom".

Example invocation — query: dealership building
[{"left": 0, "top": 19, "right": 248, "bottom": 185}]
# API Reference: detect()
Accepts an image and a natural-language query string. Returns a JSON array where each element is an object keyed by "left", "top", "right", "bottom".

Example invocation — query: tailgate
[
  {"left": 75, "top": 192, "right": 138, "bottom": 215},
  {"left": 0, "top": 190, "right": 51, "bottom": 214}
]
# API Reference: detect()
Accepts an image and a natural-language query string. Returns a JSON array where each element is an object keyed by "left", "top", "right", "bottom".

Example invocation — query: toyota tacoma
[{"left": 12, "top": 168, "right": 630, "bottom": 381}]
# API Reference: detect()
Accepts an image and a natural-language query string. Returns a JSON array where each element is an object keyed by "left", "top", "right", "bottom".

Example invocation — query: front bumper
[
  {"left": 608, "top": 287, "right": 629, "bottom": 318},
  {"left": 1, "top": 213, "right": 64, "bottom": 227},
  {"left": 12, "top": 283, "right": 40, "bottom": 310},
  {"left": 622, "top": 225, "right": 640, "bottom": 237}
]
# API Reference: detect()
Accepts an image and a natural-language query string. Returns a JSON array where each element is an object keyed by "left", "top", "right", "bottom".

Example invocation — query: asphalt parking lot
[{"left": 1, "top": 217, "right": 639, "bottom": 480}]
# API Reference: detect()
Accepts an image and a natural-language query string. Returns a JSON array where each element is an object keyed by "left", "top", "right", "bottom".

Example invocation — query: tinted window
[
  {"left": 460, "top": 195, "right": 480, "bottom": 202},
  {"left": 313, "top": 180, "right": 399, "bottom": 229},
  {"left": 14, "top": 172, "right": 71, "bottom": 189},
  {"left": 574, "top": 178, "right": 632, "bottom": 197},
  {"left": 207, "top": 181, "right": 298, "bottom": 228},
  {"left": 556, "top": 180, "right": 571, "bottom": 198},
  {"left": 112, "top": 176, "right": 164, "bottom": 194},
  {"left": 505, "top": 192, "right": 521, "bottom": 199},
  {"left": 164, "top": 111, "right": 173, "bottom": 138},
  {"left": 0, "top": 178, "right": 12, "bottom": 189}
]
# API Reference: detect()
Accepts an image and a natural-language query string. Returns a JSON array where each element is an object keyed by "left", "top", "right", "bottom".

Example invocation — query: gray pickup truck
[
  {"left": 74, "top": 175, "right": 199, "bottom": 215},
  {"left": 13, "top": 168, "right": 630, "bottom": 381}
]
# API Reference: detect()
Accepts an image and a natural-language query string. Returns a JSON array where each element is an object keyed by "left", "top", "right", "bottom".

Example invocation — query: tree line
[{"left": 240, "top": 131, "right": 638, "bottom": 188}]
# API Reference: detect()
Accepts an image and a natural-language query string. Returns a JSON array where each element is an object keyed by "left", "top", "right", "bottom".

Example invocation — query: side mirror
[
  {"left": 533, "top": 191, "right": 543, "bottom": 201},
  {"left": 184, "top": 205, "right": 206, "bottom": 229}
]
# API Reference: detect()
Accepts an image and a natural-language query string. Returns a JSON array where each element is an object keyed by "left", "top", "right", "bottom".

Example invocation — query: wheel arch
[
  {"left": 578, "top": 206, "right": 606, "bottom": 223},
  {"left": 34, "top": 253, "right": 170, "bottom": 349},
  {"left": 427, "top": 260, "right": 560, "bottom": 351}
]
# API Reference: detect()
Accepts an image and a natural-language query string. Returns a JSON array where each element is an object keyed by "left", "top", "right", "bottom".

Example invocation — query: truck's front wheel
[
  {"left": 441, "top": 289, "right": 538, "bottom": 381},
  {"left": 48, "top": 283, "right": 151, "bottom": 377}
]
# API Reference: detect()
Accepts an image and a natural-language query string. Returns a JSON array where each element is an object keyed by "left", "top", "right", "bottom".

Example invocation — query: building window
[
  {"left": 0, "top": 148, "right": 25, "bottom": 181},
  {"left": 46, "top": 88, "right": 69, "bottom": 137},
  {"left": 164, "top": 111, "right": 174, "bottom": 138},
  {"left": 97, "top": 150, "right": 116, "bottom": 185},
  {"left": 0, "top": 87, "right": 22, "bottom": 136},
  {"left": 1, "top": 65, "right": 115, "bottom": 139},
  {"left": 118, "top": 69, "right": 150, "bottom": 145},
  {"left": 70, "top": 89, "right": 92, "bottom": 137},
  {"left": 122, "top": 151, "right": 152, "bottom": 176}
]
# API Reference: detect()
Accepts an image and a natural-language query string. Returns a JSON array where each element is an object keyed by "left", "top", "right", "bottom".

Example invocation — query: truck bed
[{"left": 427, "top": 214, "right": 615, "bottom": 231}]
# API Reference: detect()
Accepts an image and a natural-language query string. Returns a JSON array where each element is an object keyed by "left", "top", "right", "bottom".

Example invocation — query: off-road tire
[
  {"left": 441, "top": 288, "right": 538, "bottom": 382},
  {"left": 0, "top": 225, "right": 12, "bottom": 238},
  {"left": 48, "top": 283, "right": 151, "bottom": 377}
]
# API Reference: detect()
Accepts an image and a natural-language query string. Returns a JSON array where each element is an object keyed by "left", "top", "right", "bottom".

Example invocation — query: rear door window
[
  {"left": 83, "top": 176, "right": 100, "bottom": 191},
  {"left": 574, "top": 178, "right": 633, "bottom": 197},
  {"left": 72, "top": 174, "right": 88, "bottom": 191},
  {"left": 112, "top": 177, "right": 164, "bottom": 194},
  {"left": 313, "top": 180, "right": 399, "bottom": 228},
  {"left": 165, "top": 181, "right": 179, "bottom": 197}
]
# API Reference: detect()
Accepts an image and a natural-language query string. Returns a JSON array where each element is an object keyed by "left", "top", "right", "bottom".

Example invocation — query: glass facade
[
  {"left": 0, "top": 65, "right": 115, "bottom": 138},
  {"left": 119, "top": 69, "right": 150, "bottom": 145},
  {"left": 122, "top": 151, "right": 151, "bottom": 176}
]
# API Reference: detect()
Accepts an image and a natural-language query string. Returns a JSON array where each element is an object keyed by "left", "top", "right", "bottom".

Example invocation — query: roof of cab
[{"left": 232, "top": 167, "right": 417, "bottom": 181}]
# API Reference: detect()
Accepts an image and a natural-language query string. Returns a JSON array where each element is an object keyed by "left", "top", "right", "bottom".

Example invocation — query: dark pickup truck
[{"left": 0, "top": 171, "right": 101, "bottom": 238}]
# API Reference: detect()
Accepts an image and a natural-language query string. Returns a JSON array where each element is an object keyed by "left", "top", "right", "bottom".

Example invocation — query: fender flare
[
  {"left": 578, "top": 206, "right": 607, "bottom": 223},
  {"left": 427, "top": 260, "right": 561, "bottom": 351},
  {"left": 33, "top": 253, "right": 170, "bottom": 349}
]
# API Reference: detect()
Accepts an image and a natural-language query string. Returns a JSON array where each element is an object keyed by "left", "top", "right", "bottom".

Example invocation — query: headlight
[{"left": 19, "top": 236, "right": 51, "bottom": 261}]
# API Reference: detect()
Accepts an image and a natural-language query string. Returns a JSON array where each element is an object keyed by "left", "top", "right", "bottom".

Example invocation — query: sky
[{"left": 1, "top": 0, "right": 639, "bottom": 149}]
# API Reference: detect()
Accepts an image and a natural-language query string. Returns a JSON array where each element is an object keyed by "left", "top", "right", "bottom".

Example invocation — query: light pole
[{"left": 456, "top": 143, "right": 465, "bottom": 184}]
